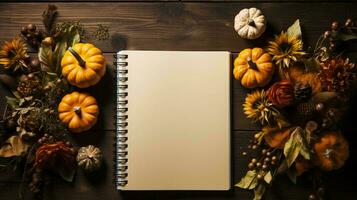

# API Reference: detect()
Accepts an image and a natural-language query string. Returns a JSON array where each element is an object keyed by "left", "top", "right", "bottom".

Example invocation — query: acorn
[{"left": 257, "top": 174, "right": 264, "bottom": 181}]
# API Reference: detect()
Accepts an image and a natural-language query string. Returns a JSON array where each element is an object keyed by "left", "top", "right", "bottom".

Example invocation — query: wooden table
[{"left": 0, "top": 1, "right": 357, "bottom": 200}]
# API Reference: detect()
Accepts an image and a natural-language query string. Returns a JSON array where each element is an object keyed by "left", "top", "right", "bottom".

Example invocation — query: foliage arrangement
[
  {"left": 234, "top": 19, "right": 357, "bottom": 200},
  {"left": 0, "top": 5, "right": 109, "bottom": 199}
]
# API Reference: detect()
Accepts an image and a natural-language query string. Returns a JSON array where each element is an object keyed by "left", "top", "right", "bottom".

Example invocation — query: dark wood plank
[
  {"left": 3, "top": 130, "right": 355, "bottom": 199},
  {"left": 0, "top": 3, "right": 357, "bottom": 53}
]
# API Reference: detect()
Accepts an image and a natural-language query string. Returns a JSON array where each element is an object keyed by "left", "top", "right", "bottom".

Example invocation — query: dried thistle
[{"left": 42, "top": 4, "right": 58, "bottom": 35}]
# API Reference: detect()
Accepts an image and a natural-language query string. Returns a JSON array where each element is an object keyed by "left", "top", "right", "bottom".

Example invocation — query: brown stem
[
  {"left": 73, "top": 106, "right": 82, "bottom": 117},
  {"left": 68, "top": 47, "right": 86, "bottom": 67},
  {"left": 248, "top": 19, "right": 256, "bottom": 27},
  {"left": 247, "top": 57, "right": 258, "bottom": 70}
]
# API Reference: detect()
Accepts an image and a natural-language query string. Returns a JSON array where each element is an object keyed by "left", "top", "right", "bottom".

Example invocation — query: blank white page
[{"left": 118, "top": 51, "right": 230, "bottom": 190}]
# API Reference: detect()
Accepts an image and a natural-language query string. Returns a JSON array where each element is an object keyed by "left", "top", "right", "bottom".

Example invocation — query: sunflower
[
  {"left": 243, "top": 90, "right": 282, "bottom": 126},
  {"left": 0, "top": 38, "right": 29, "bottom": 72},
  {"left": 267, "top": 31, "right": 305, "bottom": 79}
]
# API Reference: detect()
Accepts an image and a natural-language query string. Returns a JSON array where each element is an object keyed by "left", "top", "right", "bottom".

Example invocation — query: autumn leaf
[
  {"left": 253, "top": 184, "right": 266, "bottom": 200},
  {"left": 283, "top": 127, "right": 303, "bottom": 167},
  {"left": 264, "top": 171, "right": 272, "bottom": 184},
  {"left": 235, "top": 170, "right": 258, "bottom": 190},
  {"left": 287, "top": 19, "right": 302, "bottom": 39},
  {"left": 0, "top": 136, "right": 29, "bottom": 157}
]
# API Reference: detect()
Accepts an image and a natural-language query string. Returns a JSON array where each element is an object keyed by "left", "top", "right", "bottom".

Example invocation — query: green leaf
[
  {"left": 299, "top": 141, "right": 311, "bottom": 160},
  {"left": 264, "top": 171, "right": 273, "bottom": 184},
  {"left": 283, "top": 127, "right": 303, "bottom": 167},
  {"left": 287, "top": 19, "right": 302, "bottom": 39},
  {"left": 235, "top": 170, "right": 258, "bottom": 190},
  {"left": 6, "top": 96, "right": 19, "bottom": 109},
  {"left": 53, "top": 40, "right": 68, "bottom": 75},
  {"left": 38, "top": 44, "right": 54, "bottom": 73},
  {"left": 312, "top": 92, "right": 337, "bottom": 103},
  {"left": 71, "top": 32, "right": 80, "bottom": 46},
  {"left": 253, "top": 184, "right": 266, "bottom": 200}
]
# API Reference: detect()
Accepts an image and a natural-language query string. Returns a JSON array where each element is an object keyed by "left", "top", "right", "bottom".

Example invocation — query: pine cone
[
  {"left": 294, "top": 83, "right": 312, "bottom": 102},
  {"left": 296, "top": 102, "right": 316, "bottom": 121},
  {"left": 17, "top": 75, "right": 41, "bottom": 97}
]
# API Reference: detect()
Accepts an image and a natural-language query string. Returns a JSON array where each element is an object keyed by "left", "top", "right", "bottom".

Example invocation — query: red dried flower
[
  {"left": 267, "top": 80, "right": 294, "bottom": 107},
  {"left": 35, "top": 141, "right": 76, "bottom": 168}
]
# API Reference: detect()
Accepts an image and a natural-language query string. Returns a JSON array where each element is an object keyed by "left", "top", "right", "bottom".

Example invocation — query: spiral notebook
[{"left": 115, "top": 51, "right": 231, "bottom": 190}]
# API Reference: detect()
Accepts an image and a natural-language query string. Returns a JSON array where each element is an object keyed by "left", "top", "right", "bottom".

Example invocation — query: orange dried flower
[
  {"left": 313, "top": 132, "right": 349, "bottom": 171},
  {"left": 35, "top": 141, "right": 76, "bottom": 168},
  {"left": 267, "top": 80, "right": 294, "bottom": 107}
]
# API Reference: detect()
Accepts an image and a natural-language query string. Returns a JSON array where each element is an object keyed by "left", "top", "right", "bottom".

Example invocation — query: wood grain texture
[
  {"left": 0, "top": 1, "right": 357, "bottom": 200},
  {"left": 0, "top": 3, "right": 357, "bottom": 53}
]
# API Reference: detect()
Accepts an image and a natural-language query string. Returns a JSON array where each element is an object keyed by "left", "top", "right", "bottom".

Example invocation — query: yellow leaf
[{"left": 0, "top": 136, "right": 29, "bottom": 157}]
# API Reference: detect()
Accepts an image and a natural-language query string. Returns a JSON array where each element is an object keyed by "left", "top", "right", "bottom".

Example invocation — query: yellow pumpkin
[
  {"left": 61, "top": 43, "right": 106, "bottom": 88},
  {"left": 234, "top": 48, "right": 274, "bottom": 88},
  {"left": 313, "top": 132, "right": 349, "bottom": 171},
  {"left": 58, "top": 92, "right": 99, "bottom": 133}
]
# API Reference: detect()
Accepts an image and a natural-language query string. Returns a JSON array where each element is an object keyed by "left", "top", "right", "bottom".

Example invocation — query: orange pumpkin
[
  {"left": 233, "top": 48, "right": 274, "bottom": 88},
  {"left": 58, "top": 92, "right": 99, "bottom": 133},
  {"left": 61, "top": 43, "right": 106, "bottom": 88},
  {"left": 313, "top": 132, "right": 349, "bottom": 171}
]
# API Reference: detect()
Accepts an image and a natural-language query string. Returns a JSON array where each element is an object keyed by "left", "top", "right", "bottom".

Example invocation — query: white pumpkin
[{"left": 234, "top": 8, "right": 266, "bottom": 40}]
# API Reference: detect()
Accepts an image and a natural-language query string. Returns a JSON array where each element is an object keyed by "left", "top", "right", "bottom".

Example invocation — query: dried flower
[
  {"left": 35, "top": 141, "right": 75, "bottom": 168},
  {"left": 42, "top": 4, "right": 58, "bottom": 35},
  {"left": 318, "top": 58, "right": 356, "bottom": 93},
  {"left": 16, "top": 74, "right": 42, "bottom": 97},
  {"left": 313, "top": 132, "right": 349, "bottom": 171},
  {"left": 243, "top": 90, "right": 281, "bottom": 125},
  {"left": 0, "top": 38, "right": 29, "bottom": 72},
  {"left": 267, "top": 80, "right": 294, "bottom": 107},
  {"left": 267, "top": 31, "right": 305, "bottom": 79},
  {"left": 295, "top": 73, "right": 322, "bottom": 96}
]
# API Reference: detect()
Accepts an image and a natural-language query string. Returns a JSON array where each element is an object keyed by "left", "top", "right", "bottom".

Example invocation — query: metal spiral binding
[{"left": 115, "top": 52, "right": 129, "bottom": 189}]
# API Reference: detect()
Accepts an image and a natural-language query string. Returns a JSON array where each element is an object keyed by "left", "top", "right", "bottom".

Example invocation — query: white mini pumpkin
[{"left": 234, "top": 8, "right": 266, "bottom": 40}]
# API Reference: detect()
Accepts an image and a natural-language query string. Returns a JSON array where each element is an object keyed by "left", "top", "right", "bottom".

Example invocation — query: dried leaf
[
  {"left": 264, "top": 171, "right": 273, "bottom": 184},
  {"left": 312, "top": 92, "right": 337, "bottom": 103},
  {"left": 253, "top": 184, "right": 266, "bottom": 200},
  {"left": 235, "top": 170, "right": 258, "bottom": 190},
  {"left": 38, "top": 44, "right": 54, "bottom": 73},
  {"left": 53, "top": 40, "right": 67, "bottom": 75},
  {"left": 287, "top": 19, "right": 302, "bottom": 39},
  {"left": 299, "top": 141, "right": 311, "bottom": 160},
  {"left": 6, "top": 96, "right": 19, "bottom": 109},
  {"left": 54, "top": 163, "right": 76, "bottom": 182},
  {"left": 283, "top": 127, "right": 303, "bottom": 167},
  {"left": 0, "top": 136, "right": 29, "bottom": 157},
  {"left": 42, "top": 4, "right": 58, "bottom": 35}
]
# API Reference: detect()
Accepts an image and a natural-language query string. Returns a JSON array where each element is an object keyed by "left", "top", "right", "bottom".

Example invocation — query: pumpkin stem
[
  {"left": 73, "top": 106, "right": 82, "bottom": 116},
  {"left": 68, "top": 47, "right": 86, "bottom": 67},
  {"left": 248, "top": 19, "right": 256, "bottom": 27},
  {"left": 247, "top": 57, "right": 259, "bottom": 70}
]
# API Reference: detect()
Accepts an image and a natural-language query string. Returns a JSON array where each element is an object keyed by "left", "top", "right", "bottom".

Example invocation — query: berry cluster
[{"left": 21, "top": 24, "right": 44, "bottom": 49}]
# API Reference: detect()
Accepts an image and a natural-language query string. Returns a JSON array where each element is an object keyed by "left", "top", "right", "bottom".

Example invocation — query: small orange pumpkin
[
  {"left": 58, "top": 92, "right": 99, "bottom": 133},
  {"left": 61, "top": 43, "right": 106, "bottom": 88},
  {"left": 234, "top": 48, "right": 274, "bottom": 88},
  {"left": 313, "top": 132, "right": 349, "bottom": 171}
]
